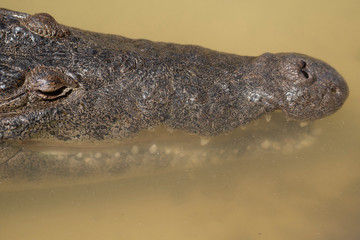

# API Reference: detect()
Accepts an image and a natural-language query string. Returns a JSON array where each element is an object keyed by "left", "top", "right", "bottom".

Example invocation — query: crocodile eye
[
  {"left": 26, "top": 66, "right": 79, "bottom": 101},
  {"left": 34, "top": 76, "right": 73, "bottom": 100},
  {"left": 21, "top": 13, "right": 68, "bottom": 38}
]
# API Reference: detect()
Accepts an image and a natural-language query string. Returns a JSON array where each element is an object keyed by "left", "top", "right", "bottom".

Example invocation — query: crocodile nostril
[
  {"left": 298, "top": 60, "right": 310, "bottom": 79},
  {"left": 300, "top": 69, "right": 309, "bottom": 79},
  {"left": 330, "top": 86, "right": 341, "bottom": 95}
]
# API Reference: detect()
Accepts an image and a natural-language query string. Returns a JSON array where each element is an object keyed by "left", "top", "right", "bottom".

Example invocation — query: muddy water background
[{"left": 1, "top": 0, "right": 360, "bottom": 239}]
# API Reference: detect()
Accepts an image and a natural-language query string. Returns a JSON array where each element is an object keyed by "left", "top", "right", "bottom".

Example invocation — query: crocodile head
[
  {"left": 0, "top": 9, "right": 139, "bottom": 140},
  {"left": 0, "top": 9, "right": 349, "bottom": 141}
]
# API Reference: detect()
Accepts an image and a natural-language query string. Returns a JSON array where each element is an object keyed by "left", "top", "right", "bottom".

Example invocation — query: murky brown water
[{"left": 1, "top": 0, "right": 360, "bottom": 239}]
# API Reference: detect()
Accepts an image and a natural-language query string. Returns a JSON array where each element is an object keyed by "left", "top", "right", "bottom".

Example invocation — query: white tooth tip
[
  {"left": 131, "top": 145, "right": 139, "bottom": 155},
  {"left": 299, "top": 122, "right": 309, "bottom": 127},
  {"left": 166, "top": 128, "right": 174, "bottom": 133},
  {"left": 265, "top": 114, "right": 272, "bottom": 122},
  {"left": 94, "top": 152, "right": 102, "bottom": 159},
  {"left": 200, "top": 137, "right": 210, "bottom": 146},
  {"left": 148, "top": 144, "right": 158, "bottom": 154},
  {"left": 260, "top": 139, "right": 271, "bottom": 149}
]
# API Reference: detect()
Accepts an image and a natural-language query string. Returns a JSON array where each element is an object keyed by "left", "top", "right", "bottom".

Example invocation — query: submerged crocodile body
[{"left": 0, "top": 9, "right": 349, "bottom": 179}]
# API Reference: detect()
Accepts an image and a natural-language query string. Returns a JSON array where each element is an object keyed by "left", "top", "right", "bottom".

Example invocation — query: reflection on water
[
  {"left": 1, "top": 110, "right": 359, "bottom": 240},
  {"left": 0, "top": 112, "right": 317, "bottom": 182},
  {"left": 1, "top": 0, "right": 360, "bottom": 239}
]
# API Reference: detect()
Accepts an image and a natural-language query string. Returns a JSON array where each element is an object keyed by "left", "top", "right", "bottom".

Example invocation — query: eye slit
[
  {"left": 38, "top": 86, "right": 66, "bottom": 96},
  {"left": 36, "top": 86, "right": 72, "bottom": 100}
]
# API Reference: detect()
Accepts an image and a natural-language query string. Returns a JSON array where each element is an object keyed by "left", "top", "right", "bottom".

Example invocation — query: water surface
[{"left": 1, "top": 0, "right": 359, "bottom": 239}]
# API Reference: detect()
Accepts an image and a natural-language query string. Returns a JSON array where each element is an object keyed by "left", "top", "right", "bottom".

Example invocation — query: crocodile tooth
[
  {"left": 131, "top": 145, "right": 139, "bottom": 155},
  {"left": 265, "top": 114, "right": 272, "bottom": 122},
  {"left": 76, "top": 152, "right": 83, "bottom": 159},
  {"left": 260, "top": 139, "right": 271, "bottom": 149},
  {"left": 299, "top": 122, "right": 309, "bottom": 127},
  {"left": 148, "top": 144, "right": 158, "bottom": 154},
  {"left": 200, "top": 137, "right": 210, "bottom": 146}
]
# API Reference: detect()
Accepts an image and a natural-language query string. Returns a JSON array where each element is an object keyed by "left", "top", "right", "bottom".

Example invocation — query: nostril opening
[
  {"left": 298, "top": 60, "right": 310, "bottom": 79},
  {"left": 330, "top": 86, "right": 339, "bottom": 95},
  {"left": 299, "top": 60, "right": 307, "bottom": 68},
  {"left": 300, "top": 70, "right": 309, "bottom": 79}
]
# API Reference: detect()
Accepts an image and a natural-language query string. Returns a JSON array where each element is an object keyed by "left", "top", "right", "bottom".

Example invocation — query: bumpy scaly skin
[{"left": 0, "top": 9, "right": 348, "bottom": 141}]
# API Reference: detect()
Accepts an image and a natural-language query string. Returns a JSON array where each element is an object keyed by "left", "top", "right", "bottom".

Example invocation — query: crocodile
[{"left": 0, "top": 9, "right": 349, "bottom": 179}]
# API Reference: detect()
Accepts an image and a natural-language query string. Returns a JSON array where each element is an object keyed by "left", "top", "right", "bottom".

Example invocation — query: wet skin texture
[{"left": 0, "top": 9, "right": 349, "bottom": 141}]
